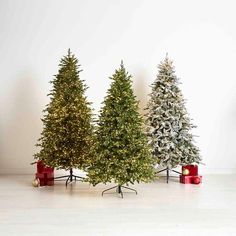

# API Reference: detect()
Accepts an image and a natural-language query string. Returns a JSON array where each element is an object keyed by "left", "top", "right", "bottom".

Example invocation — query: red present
[
  {"left": 193, "top": 176, "right": 201, "bottom": 184},
  {"left": 180, "top": 175, "right": 202, "bottom": 184},
  {"left": 180, "top": 175, "right": 193, "bottom": 184},
  {"left": 36, "top": 172, "right": 54, "bottom": 186},
  {"left": 37, "top": 161, "right": 54, "bottom": 174},
  {"left": 182, "top": 165, "right": 198, "bottom": 176},
  {"left": 37, "top": 160, "right": 45, "bottom": 173},
  {"left": 44, "top": 166, "right": 54, "bottom": 173},
  {"left": 34, "top": 161, "right": 54, "bottom": 186}
]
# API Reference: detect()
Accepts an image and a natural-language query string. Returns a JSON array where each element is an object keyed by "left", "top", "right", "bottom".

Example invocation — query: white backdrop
[{"left": 0, "top": 0, "right": 236, "bottom": 174}]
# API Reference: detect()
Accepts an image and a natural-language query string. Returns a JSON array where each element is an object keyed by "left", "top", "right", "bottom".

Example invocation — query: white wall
[{"left": 0, "top": 0, "right": 236, "bottom": 175}]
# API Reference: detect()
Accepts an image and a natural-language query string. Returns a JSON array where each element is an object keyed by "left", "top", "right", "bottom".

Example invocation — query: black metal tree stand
[
  {"left": 102, "top": 184, "right": 137, "bottom": 198},
  {"left": 156, "top": 168, "right": 181, "bottom": 183},
  {"left": 54, "top": 168, "right": 84, "bottom": 186}
]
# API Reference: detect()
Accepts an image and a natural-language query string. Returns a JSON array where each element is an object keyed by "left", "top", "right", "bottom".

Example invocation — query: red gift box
[
  {"left": 36, "top": 172, "right": 54, "bottom": 186},
  {"left": 180, "top": 175, "right": 202, "bottom": 184},
  {"left": 37, "top": 161, "right": 54, "bottom": 174},
  {"left": 35, "top": 161, "right": 54, "bottom": 186},
  {"left": 182, "top": 165, "right": 198, "bottom": 176}
]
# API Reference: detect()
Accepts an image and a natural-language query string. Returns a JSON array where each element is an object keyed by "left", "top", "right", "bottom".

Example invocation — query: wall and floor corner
[{"left": 0, "top": 0, "right": 236, "bottom": 175}]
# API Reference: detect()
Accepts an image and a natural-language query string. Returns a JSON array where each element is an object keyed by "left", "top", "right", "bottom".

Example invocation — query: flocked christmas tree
[
  {"left": 34, "top": 50, "right": 94, "bottom": 185},
  {"left": 87, "top": 62, "right": 155, "bottom": 197},
  {"left": 145, "top": 55, "right": 201, "bottom": 181}
]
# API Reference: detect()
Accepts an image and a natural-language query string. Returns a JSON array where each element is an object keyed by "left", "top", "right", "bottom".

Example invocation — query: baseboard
[
  {"left": 0, "top": 167, "right": 235, "bottom": 175},
  {"left": 0, "top": 168, "right": 34, "bottom": 175},
  {"left": 0, "top": 168, "right": 86, "bottom": 176},
  {"left": 155, "top": 166, "right": 236, "bottom": 175},
  {"left": 201, "top": 167, "right": 236, "bottom": 174}
]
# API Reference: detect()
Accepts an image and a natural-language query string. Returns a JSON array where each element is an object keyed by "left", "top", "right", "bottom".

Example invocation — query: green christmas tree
[
  {"left": 87, "top": 62, "right": 155, "bottom": 196},
  {"left": 146, "top": 55, "right": 201, "bottom": 172},
  {"left": 34, "top": 50, "right": 94, "bottom": 181}
]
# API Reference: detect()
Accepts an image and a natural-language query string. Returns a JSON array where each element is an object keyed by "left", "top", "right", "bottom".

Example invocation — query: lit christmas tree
[
  {"left": 145, "top": 55, "right": 201, "bottom": 181},
  {"left": 88, "top": 62, "right": 155, "bottom": 197},
  {"left": 34, "top": 50, "right": 94, "bottom": 185}
]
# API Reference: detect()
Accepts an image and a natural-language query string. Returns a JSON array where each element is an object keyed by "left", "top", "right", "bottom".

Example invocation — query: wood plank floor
[{"left": 0, "top": 174, "right": 235, "bottom": 236}]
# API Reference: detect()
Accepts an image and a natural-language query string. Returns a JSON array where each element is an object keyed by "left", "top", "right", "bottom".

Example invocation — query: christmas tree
[
  {"left": 87, "top": 62, "right": 155, "bottom": 197},
  {"left": 146, "top": 55, "right": 201, "bottom": 173},
  {"left": 34, "top": 50, "right": 94, "bottom": 183}
]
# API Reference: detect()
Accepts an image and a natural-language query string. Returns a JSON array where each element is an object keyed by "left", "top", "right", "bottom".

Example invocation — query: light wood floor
[{"left": 0, "top": 174, "right": 235, "bottom": 236}]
